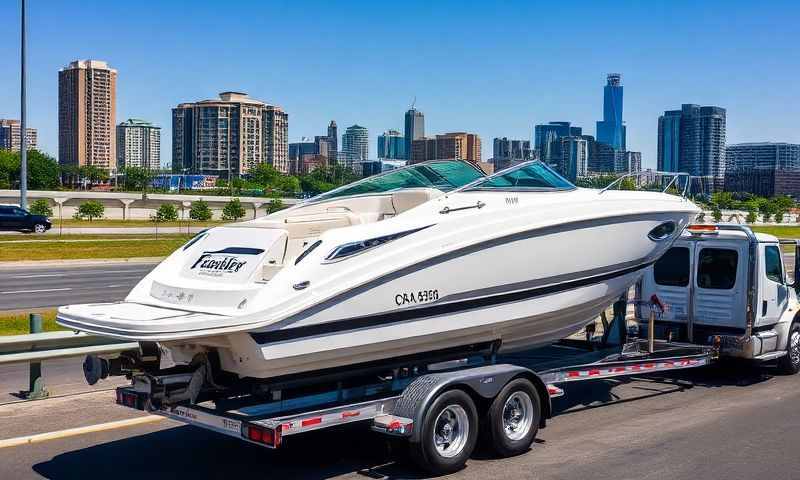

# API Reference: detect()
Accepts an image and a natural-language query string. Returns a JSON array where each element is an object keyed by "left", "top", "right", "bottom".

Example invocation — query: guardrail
[{"left": 0, "top": 314, "right": 136, "bottom": 399}]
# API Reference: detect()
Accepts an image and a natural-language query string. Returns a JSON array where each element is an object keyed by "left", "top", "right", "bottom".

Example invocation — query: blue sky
[{"left": 0, "top": 0, "right": 798, "bottom": 169}]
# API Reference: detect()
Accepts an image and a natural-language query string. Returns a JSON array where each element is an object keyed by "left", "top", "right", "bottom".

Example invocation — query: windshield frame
[
  {"left": 298, "top": 160, "right": 487, "bottom": 207},
  {"left": 455, "top": 160, "right": 576, "bottom": 194}
]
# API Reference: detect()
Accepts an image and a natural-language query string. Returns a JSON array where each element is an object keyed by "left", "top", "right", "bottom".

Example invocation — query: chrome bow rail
[{"left": 598, "top": 171, "right": 692, "bottom": 197}]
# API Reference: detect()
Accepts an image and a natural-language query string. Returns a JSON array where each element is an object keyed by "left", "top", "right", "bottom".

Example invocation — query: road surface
[
  {"left": 0, "top": 263, "right": 155, "bottom": 311},
  {"left": 0, "top": 362, "right": 798, "bottom": 479}
]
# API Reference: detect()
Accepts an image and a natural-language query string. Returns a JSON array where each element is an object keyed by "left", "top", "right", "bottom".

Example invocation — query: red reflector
[
  {"left": 341, "top": 411, "right": 360, "bottom": 418},
  {"left": 301, "top": 417, "right": 322, "bottom": 427},
  {"left": 248, "top": 427, "right": 262, "bottom": 442}
]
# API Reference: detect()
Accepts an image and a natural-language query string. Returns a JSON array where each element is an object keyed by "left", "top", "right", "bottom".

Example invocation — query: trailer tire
[
  {"left": 483, "top": 378, "right": 540, "bottom": 457},
  {"left": 777, "top": 322, "right": 800, "bottom": 375},
  {"left": 409, "top": 389, "right": 478, "bottom": 475}
]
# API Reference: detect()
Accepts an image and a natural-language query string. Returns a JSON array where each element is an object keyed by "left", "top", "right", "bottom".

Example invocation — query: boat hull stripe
[{"left": 250, "top": 262, "right": 650, "bottom": 344}]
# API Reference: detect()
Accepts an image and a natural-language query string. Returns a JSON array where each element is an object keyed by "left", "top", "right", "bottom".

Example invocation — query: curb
[{"left": 0, "top": 257, "right": 164, "bottom": 269}]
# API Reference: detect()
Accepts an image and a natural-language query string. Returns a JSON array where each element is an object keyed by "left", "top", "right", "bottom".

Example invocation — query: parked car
[{"left": 0, "top": 205, "right": 52, "bottom": 233}]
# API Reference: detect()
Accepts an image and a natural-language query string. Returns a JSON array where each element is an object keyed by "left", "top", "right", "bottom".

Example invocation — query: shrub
[
  {"left": 746, "top": 209, "right": 758, "bottom": 224},
  {"left": 222, "top": 198, "right": 246, "bottom": 221},
  {"left": 189, "top": 199, "right": 212, "bottom": 221},
  {"left": 29, "top": 199, "right": 53, "bottom": 217},
  {"left": 151, "top": 203, "right": 178, "bottom": 223},
  {"left": 711, "top": 206, "right": 722, "bottom": 222},
  {"left": 73, "top": 200, "right": 104, "bottom": 221}
]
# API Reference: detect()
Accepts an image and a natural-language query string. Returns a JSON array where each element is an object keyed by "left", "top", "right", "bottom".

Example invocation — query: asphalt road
[
  {"left": 1, "top": 362, "right": 799, "bottom": 479},
  {"left": 0, "top": 262, "right": 156, "bottom": 311}
]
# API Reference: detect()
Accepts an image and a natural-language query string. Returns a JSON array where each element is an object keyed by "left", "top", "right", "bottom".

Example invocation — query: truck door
[
  {"left": 643, "top": 244, "right": 694, "bottom": 323},
  {"left": 756, "top": 243, "right": 788, "bottom": 327},
  {"left": 692, "top": 242, "right": 748, "bottom": 330}
]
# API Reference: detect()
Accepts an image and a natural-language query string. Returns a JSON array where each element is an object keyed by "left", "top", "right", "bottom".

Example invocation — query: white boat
[{"left": 57, "top": 161, "right": 700, "bottom": 380}]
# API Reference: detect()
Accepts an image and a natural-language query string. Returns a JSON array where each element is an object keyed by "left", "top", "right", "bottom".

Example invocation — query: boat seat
[
  {"left": 248, "top": 211, "right": 360, "bottom": 239},
  {"left": 391, "top": 188, "right": 441, "bottom": 214}
]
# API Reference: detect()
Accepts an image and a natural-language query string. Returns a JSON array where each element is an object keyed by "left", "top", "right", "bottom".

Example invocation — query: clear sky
[{"left": 0, "top": 0, "right": 798, "bottom": 169}]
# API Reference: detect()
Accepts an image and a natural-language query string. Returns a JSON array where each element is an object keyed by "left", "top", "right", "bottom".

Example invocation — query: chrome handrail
[{"left": 598, "top": 171, "right": 692, "bottom": 197}]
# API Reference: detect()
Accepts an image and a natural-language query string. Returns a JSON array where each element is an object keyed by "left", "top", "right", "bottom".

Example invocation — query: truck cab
[{"left": 637, "top": 224, "right": 800, "bottom": 373}]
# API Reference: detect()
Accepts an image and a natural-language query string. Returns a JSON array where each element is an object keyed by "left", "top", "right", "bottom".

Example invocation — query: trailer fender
[{"left": 392, "top": 364, "right": 550, "bottom": 443}]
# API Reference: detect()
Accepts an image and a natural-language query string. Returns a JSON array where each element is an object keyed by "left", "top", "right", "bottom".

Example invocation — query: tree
[
  {"left": 266, "top": 194, "right": 284, "bottom": 214},
  {"left": 122, "top": 166, "right": 155, "bottom": 191},
  {"left": 222, "top": 198, "right": 246, "bottom": 221},
  {"left": 773, "top": 195, "right": 795, "bottom": 212},
  {"left": 73, "top": 200, "right": 105, "bottom": 221},
  {"left": 189, "top": 199, "right": 213, "bottom": 221},
  {"left": 711, "top": 205, "right": 722, "bottom": 222},
  {"left": 746, "top": 209, "right": 758, "bottom": 224},
  {"left": 711, "top": 191, "right": 735, "bottom": 209},
  {"left": 29, "top": 199, "right": 53, "bottom": 217},
  {"left": 775, "top": 209, "right": 785, "bottom": 224},
  {"left": 151, "top": 203, "right": 178, "bottom": 223},
  {"left": 0, "top": 149, "right": 60, "bottom": 190}
]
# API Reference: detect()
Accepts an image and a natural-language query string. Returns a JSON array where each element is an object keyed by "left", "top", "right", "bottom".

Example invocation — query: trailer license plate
[{"left": 169, "top": 406, "right": 242, "bottom": 435}]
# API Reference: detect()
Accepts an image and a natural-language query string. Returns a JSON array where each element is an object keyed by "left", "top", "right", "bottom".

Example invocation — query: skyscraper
[
  {"left": 327, "top": 120, "right": 338, "bottom": 165},
  {"left": 595, "top": 73, "right": 626, "bottom": 151},
  {"left": 116, "top": 119, "right": 161, "bottom": 170},
  {"left": 492, "top": 137, "right": 531, "bottom": 170},
  {"left": 657, "top": 104, "right": 726, "bottom": 182},
  {"left": 559, "top": 136, "right": 589, "bottom": 181},
  {"left": 377, "top": 130, "right": 405, "bottom": 160},
  {"left": 534, "top": 122, "right": 582, "bottom": 165},
  {"left": 0, "top": 120, "right": 37, "bottom": 152},
  {"left": 342, "top": 125, "right": 369, "bottom": 166},
  {"left": 404, "top": 108, "right": 424, "bottom": 160},
  {"left": 58, "top": 60, "right": 117, "bottom": 170},
  {"left": 172, "top": 92, "right": 288, "bottom": 176},
  {"left": 726, "top": 143, "right": 800, "bottom": 170}
]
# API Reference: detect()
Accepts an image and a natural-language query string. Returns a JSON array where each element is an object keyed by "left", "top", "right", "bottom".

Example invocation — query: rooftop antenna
[{"left": 410, "top": 96, "right": 416, "bottom": 110}]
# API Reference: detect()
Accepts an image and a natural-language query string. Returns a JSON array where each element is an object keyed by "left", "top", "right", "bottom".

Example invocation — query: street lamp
[{"left": 19, "top": 0, "right": 27, "bottom": 210}]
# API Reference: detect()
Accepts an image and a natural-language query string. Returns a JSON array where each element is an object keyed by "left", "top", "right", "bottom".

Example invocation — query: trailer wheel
[
  {"left": 409, "top": 389, "right": 478, "bottom": 475},
  {"left": 777, "top": 322, "right": 800, "bottom": 375},
  {"left": 484, "top": 378, "right": 540, "bottom": 457}
]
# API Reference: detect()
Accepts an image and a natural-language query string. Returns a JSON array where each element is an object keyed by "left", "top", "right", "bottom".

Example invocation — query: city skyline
[{"left": 0, "top": 1, "right": 798, "bottom": 169}]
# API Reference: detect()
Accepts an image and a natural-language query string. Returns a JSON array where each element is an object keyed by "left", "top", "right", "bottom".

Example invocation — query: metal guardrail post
[{"left": 27, "top": 313, "right": 49, "bottom": 399}]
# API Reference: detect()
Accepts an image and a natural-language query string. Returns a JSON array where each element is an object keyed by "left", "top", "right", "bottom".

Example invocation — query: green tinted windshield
[
  {"left": 309, "top": 161, "right": 485, "bottom": 202},
  {"left": 465, "top": 161, "right": 574, "bottom": 191}
]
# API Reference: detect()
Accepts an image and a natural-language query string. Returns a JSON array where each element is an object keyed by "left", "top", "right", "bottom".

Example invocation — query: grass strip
[
  {"left": 0, "top": 309, "right": 63, "bottom": 336},
  {"left": 0, "top": 236, "right": 191, "bottom": 261}
]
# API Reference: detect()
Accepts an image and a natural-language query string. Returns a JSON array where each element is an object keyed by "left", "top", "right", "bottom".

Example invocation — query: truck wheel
[
  {"left": 777, "top": 322, "right": 800, "bottom": 375},
  {"left": 484, "top": 378, "right": 540, "bottom": 457},
  {"left": 409, "top": 389, "right": 478, "bottom": 475}
]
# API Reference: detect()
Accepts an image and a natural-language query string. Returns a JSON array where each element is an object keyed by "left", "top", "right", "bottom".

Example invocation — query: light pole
[{"left": 19, "top": 0, "right": 27, "bottom": 210}]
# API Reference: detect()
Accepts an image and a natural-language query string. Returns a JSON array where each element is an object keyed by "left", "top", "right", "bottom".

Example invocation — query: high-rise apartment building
[
  {"left": 614, "top": 151, "right": 642, "bottom": 174},
  {"left": 492, "top": 137, "right": 531, "bottom": 170},
  {"left": 534, "top": 122, "right": 582, "bottom": 165},
  {"left": 326, "top": 120, "right": 338, "bottom": 165},
  {"left": 0, "top": 120, "right": 37, "bottom": 151},
  {"left": 657, "top": 104, "right": 726, "bottom": 181},
  {"left": 404, "top": 108, "right": 425, "bottom": 160},
  {"left": 342, "top": 125, "right": 369, "bottom": 166},
  {"left": 596, "top": 73, "right": 626, "bottom": 151},
  {"left": 559, "top": 136, "right": 589, "bottom": 182},
  {"left": 58, "top": 60, "right": 117, "bottom": 169},
  {"left": 289, "top": 136, "right": 330, "bottom": 174},
  {"left": 377, "top": 130, "right": 405, "bottom": 160},
  {"left": 726, "top": 143, "right": 800, "bottom": 170},
  {"left": 116, "top": 119, "right": 161, "bottom": 170},
  {"left": 172, "top": 92, "right": 288, "bottom": 176},
  {"left": 410, "top": 132, "right": 482, "bottom": 164}
]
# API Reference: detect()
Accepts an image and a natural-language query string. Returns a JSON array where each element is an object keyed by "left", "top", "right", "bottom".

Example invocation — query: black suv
[{"left": 0, "top": 205, "right": 52, "bottom": 233}]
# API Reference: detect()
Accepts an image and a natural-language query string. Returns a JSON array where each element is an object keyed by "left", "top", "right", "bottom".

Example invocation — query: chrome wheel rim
[
  {"left": 503, "top": 391, "right": 534, "bottom": 441},
  {"left": 433, "top": 404, "right": 469, "bottom": 458},
  {"left": 790, "top": 331, "right": 800, "bottom": 367},
  {"left": 34, "top": 224, "right": 45, "bottom": 233}
]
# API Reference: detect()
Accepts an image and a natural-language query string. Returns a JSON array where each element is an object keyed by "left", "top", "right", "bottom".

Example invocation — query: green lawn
[
  {"left": 0, "top": 310, "right": 64, "bottom": 336},
  {"left": 0, "top": 236, "right": 191, "bottom": 261},
  {"left": 52, "top": 219, "right": 229, "bottom": 227},
  {"left": 0, "top": 233, "right": 189, "bottom": 242},
  {"left": 750, "top": 225, "right": 800, "bottom": 238}
]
